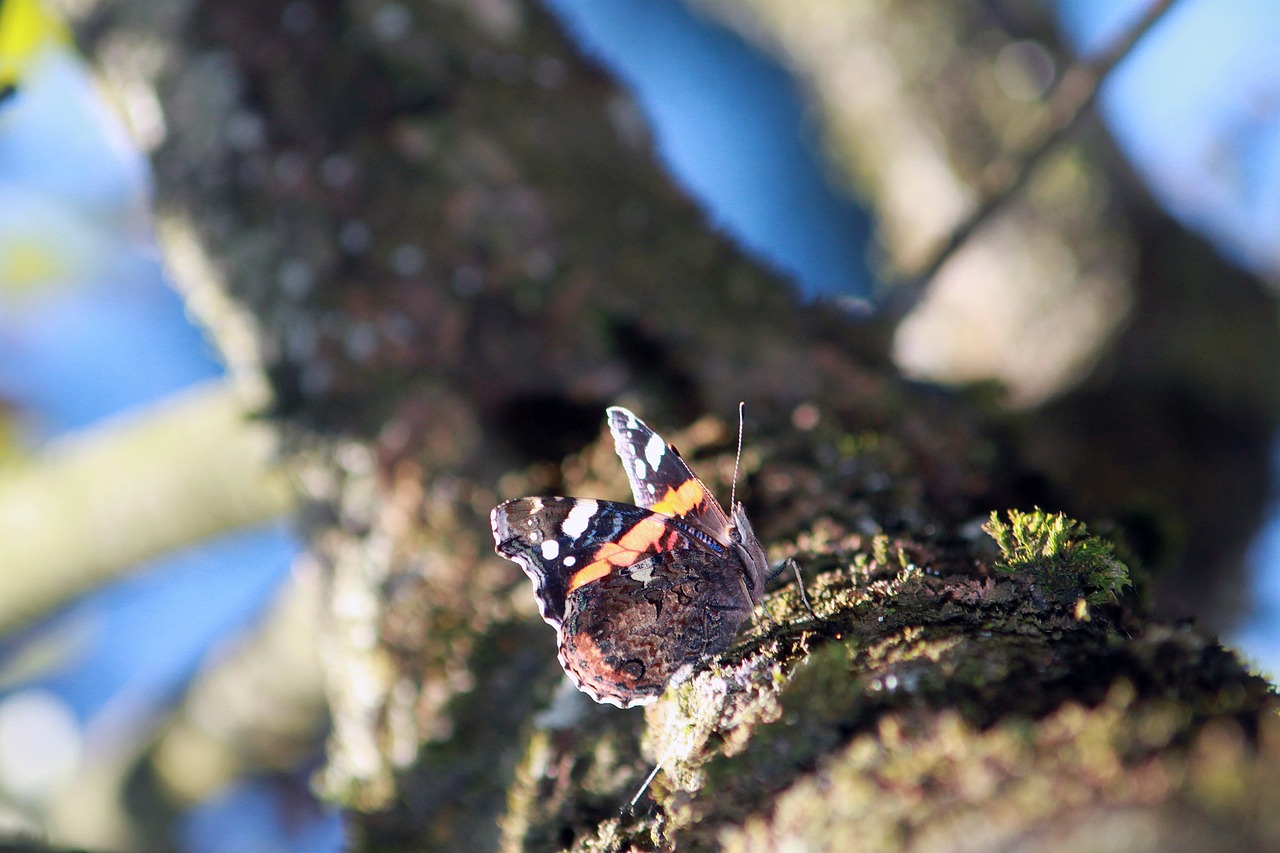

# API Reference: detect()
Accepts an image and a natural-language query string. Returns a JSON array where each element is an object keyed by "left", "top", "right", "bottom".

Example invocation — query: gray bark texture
[{"left": 66, "top": 0, "right": 1280, "bottom": 850}]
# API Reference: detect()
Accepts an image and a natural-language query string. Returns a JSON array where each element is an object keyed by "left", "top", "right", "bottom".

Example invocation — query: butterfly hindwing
[{"left": 558, "top": 546, "right": 757, "bottom": 706}]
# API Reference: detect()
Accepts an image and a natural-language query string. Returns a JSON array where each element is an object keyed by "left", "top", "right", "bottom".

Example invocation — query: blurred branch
[
  {"left": 148, "top": 557, "right": 327, "bottom": 803},
  {"left": 0, "top": 380, "right": 294, "bottom": 632},
  {"left": 888, "top": 0, "right": 1180, "bottom": 318},
  {"left": 46, "top": 560, "right": 327, "bottom": 851}
]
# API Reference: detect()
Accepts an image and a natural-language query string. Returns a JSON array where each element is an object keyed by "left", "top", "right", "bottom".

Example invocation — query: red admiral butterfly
[{"left": 491, "top": 407, "right": 771, "bottom": 708}]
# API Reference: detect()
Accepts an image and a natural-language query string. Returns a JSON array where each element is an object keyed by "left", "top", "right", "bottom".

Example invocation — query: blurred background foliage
[{"left": 0, "top": 0, "right": 1277, "bottom": 849}]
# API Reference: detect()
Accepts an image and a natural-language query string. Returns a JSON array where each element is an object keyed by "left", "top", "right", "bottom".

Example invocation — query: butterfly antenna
[{"left": 730, "top": 401, "right": 745, "bottom": 509}]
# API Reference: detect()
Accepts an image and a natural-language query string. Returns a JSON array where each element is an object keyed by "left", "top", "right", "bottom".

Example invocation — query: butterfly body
[{"left": 491, "top": 407, "right": 769, "bottom": 707}]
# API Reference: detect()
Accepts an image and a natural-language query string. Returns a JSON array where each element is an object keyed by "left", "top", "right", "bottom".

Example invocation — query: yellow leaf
[{"left": 0, "top": 0, "right": 70, "bottom": 90}]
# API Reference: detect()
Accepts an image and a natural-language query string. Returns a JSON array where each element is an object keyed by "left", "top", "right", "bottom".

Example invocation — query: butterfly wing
[
  {"left": 558, "top": 546, "right": 757, "bottom": 706},
  {"left": 491, "top": 496, "right": 725, "bottom": 625},
  {"left": 606, "top": 407, "right": 732, "bottom": 543},
  {"left": 491, "top": 495, "right": 752, "bottom": 707}
]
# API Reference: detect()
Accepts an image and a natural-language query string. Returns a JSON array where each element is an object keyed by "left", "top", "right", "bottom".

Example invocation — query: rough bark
[{"left": 60, "top": 0, "right": 1280, "bottom": 851}]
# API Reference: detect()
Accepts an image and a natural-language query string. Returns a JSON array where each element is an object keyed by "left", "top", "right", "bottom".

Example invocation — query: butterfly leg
[{"left": 787, "top": 557, "right": 818, "bottom": 620}]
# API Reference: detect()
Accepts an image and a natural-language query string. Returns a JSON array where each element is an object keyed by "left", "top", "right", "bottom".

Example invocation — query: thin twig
[{"left": 883, "top": 0, "right": 1181, "bottom": 322}]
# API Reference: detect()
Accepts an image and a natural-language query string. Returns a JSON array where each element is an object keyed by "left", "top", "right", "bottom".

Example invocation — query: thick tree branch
[{"left": 0, "top": 380, "right": 291, "bottom": 631}]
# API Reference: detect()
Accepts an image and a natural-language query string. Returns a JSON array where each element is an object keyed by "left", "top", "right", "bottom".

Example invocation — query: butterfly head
[{"left": 728, "top": 502, "right": 770, "bottom": 604}]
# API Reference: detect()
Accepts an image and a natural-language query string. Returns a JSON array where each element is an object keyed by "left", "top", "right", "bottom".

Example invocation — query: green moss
[{"left": 984, "top": 508, "right": 1132, "bottom": 605}]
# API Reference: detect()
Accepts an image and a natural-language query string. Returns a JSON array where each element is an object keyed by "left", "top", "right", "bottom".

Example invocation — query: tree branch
[
  {"left": 0, "top": 381, "right": 292, "bottom": 631},
  {"left": 891, "top": 0, "right": 1180, "bottom": 314}
]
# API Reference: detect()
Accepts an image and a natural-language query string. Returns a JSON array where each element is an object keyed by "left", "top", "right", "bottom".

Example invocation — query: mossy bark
[
  {"left": 498, "top": 457, "right": 1277, "bottom": 852},
  {"left": 65, "top": 0, "right": 1280, "bottom": 851}
]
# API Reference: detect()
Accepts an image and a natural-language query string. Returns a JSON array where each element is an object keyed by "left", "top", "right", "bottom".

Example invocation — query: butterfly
[{"left": 491, "top": 406, "right": 771, "bottom": 707}]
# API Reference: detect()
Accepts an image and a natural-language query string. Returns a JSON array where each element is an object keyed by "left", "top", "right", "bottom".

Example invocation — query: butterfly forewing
[
  {"left": 605, "top": 406, "right": 732, "bottom": 542},
  {"left": 491, "top": 496, "right": 723, "bottom": 626}
]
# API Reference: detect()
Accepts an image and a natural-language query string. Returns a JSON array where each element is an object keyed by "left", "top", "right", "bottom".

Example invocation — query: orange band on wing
[
  {"left": 567, "top": 516, "right": 681, "bottom": 592},
  {"left": 648, "top": 479, "right": 707, "bottom": 519},
  {"left": 567, "top": 543, "right": 627, "bottom": 592}
]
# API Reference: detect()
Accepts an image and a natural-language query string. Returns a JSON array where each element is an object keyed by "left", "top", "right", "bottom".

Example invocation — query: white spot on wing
[
  {"left": 541, "top": 539, "right": 560, "bottom": 560},
  {"left": 644, "top": 431, "right": 665, "bottom": 471},
  {"left": 563, "top": 556, "right": 576, "bottom": 567},
  {"left": 561, "top": 500, "right": 597, "bottom": 538},
  {"left": 629, "top": 562, "right": 656, "bottom": 585},
  {"left": 632, "top": 458, "right": 646, "bottom": 479}
]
